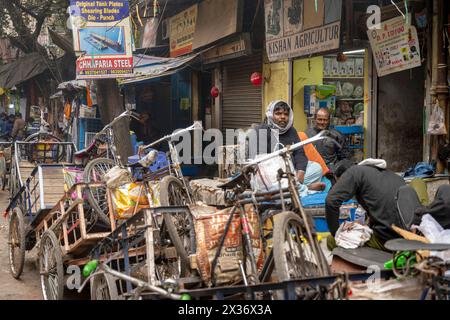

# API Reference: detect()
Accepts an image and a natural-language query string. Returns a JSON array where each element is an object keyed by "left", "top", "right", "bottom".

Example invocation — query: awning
[
  {"left": 0, "top": 53, "right": 48, "bottom": 89},
  {"left": 119, "top": 53, "right": 199, "bottom": 86}
]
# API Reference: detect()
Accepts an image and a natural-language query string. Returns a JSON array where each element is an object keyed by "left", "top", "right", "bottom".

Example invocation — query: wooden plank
[
  {"left": 77, "top": 185, "right": 87, "bottom": 239},
  {"left": 61, "top": 202, "right": 70, "bottom": 252}
]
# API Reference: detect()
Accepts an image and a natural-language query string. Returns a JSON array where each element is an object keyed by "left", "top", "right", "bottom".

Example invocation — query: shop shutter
[{"left": 222, "top": 54, "right": 262, "bottom": 130}]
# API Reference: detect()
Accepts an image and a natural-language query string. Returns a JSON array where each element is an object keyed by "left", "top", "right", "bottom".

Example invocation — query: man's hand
[{"left": 297, "top": 170, "right": 305, "bottom": 184}]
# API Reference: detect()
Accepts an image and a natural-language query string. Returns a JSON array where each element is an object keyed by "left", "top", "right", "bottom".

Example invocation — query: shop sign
[
  {"left": 367, "top": 16, "right": 421, "bottom": 77},
  {"left": 202, "top": 34, "right": 252, "bottom": 64},
  {"left": 169, "top": 5, "right": 198, "bottom": 58},
  {"left": 69, "top": 0, "right": 134, "bottom": 79},
  {"left": 264, "top": 0, "right": 341, "bottom": 62}
]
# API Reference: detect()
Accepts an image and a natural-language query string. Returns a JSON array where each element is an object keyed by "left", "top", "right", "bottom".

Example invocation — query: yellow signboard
[{"left": 169, "top": 5, "right": 198, "bottom": 58}]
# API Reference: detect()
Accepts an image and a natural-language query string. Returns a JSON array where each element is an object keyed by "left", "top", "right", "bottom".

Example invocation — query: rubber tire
[
  {"left": 8, "top": 207, "right": 26, "bottom": 279},
  {"left": 24, "top": 132, "right": 62, "bottom": 143},
  {"left": 39, "top": 230, "right": 64, "bottom": 300},
  {"left": 83, "top": 158, "right": 115, "bottom": 226},
  {"left": 25, "top": 133, "right": 65, "bottom": 163},
  {"left": 159, "top": 176, "right": 195, "bottom": 271},
  {"left": 90, "top": 272, "right": 119, "bottom": 300},
  {"left": 273, "top": 211, "right": 322, "bottom": 282}
]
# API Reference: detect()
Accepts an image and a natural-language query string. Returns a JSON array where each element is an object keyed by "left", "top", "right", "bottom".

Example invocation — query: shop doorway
[{"left": 377, "top": 66, "right": 424, "bottom": 172}]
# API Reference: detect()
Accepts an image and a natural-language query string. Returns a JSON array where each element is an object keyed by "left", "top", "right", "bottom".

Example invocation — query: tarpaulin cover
[
  {"left": 119, "top": 53, "right": 199, "bottom": 85},
  {"left": 0, "top": 53, "right": 48, "bottom": 89}
]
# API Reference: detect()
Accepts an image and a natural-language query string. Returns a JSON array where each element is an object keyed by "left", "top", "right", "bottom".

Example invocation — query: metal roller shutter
[{"left": 222, "top": 54, "right": 262, "bottom": 130}]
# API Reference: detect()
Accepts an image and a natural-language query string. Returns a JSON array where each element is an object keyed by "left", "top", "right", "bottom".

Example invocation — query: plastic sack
[
  {"left": 428, "top": 102, "right": 447, "bottom": 135},
  {"left": 415, "top": 214, "right": 450, "bottom": 261},
  {"left": 104, "top": 166, "right": 132, "bottom": 189},
  {"left": 251, "top": 155, "right": 295, "bottom": 193},
  {"left": 111, "top": 183, "right": 149, "bottom": 219}
]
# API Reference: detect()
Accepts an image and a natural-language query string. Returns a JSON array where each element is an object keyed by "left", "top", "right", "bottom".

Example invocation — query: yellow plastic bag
[{"left": 112, "top": 183, "right": 149, "bottom": 219}]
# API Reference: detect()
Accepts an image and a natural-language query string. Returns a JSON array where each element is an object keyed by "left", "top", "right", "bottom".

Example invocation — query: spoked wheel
[
  {"left": 8, "top": 207, "right": 26, "bottom": 279},
  {"left": 39, "top": 230, "right": 64, "bottom": 300},
  {"left": 159, "top": 176, "right": 195, "bottom": 272},
  {"left": 84, "top": 158, "right": 115, "bottom": 226},
  {"left": 90, "top": 273, "right": 119, "bottom": 300},
  {"left": 272, "top": 211, "right": 329, "bottom": 299},
  {"left": 25, "top": 133, "right": 65, "bottom": 162},
  {"left": 24, "top": 132, "right": 62, "bottom": 143}
]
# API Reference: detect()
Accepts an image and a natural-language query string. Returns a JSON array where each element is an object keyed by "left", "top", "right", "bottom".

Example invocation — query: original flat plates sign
[
  {"left": 368, "top": 16, "right": 421, "bottom": 77},
  {"left": 264, "top": 0, "right": 342, "bottom": 62},
  {"left": 69, "top": 0, "right": 133, "bottom": 79},
  {"left": 170, "top": 5, "right": 198, "bottom": 58}
]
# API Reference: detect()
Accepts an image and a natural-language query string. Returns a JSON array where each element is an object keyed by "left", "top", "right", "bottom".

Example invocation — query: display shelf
[
  {"left": 323, "top": 77, "right": 364, "bottom": 80},
  {"left": 336, "top": 98, "right": 364, "bottom": 101}
]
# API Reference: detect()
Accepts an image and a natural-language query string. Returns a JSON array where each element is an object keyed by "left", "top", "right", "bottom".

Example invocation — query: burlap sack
[{"left": 190, "top": 204, "right": 263, "bottom": 286}]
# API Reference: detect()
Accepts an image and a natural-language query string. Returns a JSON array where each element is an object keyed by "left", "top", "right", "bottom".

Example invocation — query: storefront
[
  {"left": 119, "top": 54, "right": 199, "bottom": 147},
  {"left": 292, "top": 49, "right": 370, "bottom": 163}
]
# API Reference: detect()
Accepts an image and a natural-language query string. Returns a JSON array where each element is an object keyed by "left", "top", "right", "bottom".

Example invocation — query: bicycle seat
[
  {"left": 396, "top": 185, "right": 422, "bottom": 229},
  {"left": 74, "top": 141, "right": 96, "bottom": 158},
  {"left": 217, "top": 171, "right": 249, "bottom": 190}
]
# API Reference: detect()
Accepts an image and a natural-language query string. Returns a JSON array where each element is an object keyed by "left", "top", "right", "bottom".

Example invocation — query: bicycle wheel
[
  {"left": 159, "top": 176, "right": 195, "bottom": 271},
  {"left": 24, "top": 132, "right": 62, "bottom": 143},
  {"left": 39, "top": 230, "right": 64, "bottom": 300},
  {"left": 273, "top": 211, "right": 325, "bottom": 281},
  {"left": 8, "top": 207, "right": 26, "bottom": 279},
  {"left": 90, "top": 273, "right": 119, "bottom": 300},
  {"left": 84, "top": 158, "right": 115, "bottom": 226},
  {"left": 25, "top": 133, "right": 65, "bottom": 162}
]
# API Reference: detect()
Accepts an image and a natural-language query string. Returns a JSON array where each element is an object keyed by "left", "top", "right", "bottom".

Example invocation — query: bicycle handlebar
[
  {"left": 141, "top": 121, "right": 203, "bottom": 150},
  {"left": 95, "top": 110, "right": 141, "bottom": 139},
  {"left": 242, "top": 130, "right": 328, "bottom": 169}
]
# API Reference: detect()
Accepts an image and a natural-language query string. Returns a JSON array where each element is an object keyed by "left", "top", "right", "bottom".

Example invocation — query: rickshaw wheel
[
  {"left": 8, "top": 207, "right": 26, "bottom": 279},
  {"left": 83, "top": 158, "right": 115, "bottom": 226},
  {"left": 160, "top": 176, "right": 196, "bottom": 272},
  {"left": 39, "top": 230, "right": 64, "bottom": 300},
  {"left": 272, "top": 212, "right": 325, "bottom": 299},
  {"left": 90, "top": 273, "right": 119, "bottom": 300}
]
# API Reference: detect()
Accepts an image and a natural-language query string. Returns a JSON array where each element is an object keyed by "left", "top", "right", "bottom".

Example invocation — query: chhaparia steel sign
[{"left": 69, "top": 0, "right": 134, "bottom": 80}]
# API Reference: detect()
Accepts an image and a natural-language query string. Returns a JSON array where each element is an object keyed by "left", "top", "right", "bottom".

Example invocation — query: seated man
[
  {"left": 303, "top": 108, "right": 352, "bottom": 174},
  {"left": 325, "top": 160, "right": 406, "bottom": 252},
  {"left": 252, "top": 100, "right": 325, "bottom": 192}
]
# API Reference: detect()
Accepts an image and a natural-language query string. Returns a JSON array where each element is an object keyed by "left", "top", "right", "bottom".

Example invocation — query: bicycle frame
[
  {"left": 210, "top": 132, "right": 330, "bottom": 287},
  {"left": 137, "top": 121, "right": 203, "bottom": 203}
]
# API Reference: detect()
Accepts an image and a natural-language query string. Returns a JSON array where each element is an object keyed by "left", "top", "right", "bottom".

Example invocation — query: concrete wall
[
  {"left": 293, "top": 57, "right": 324, "bottom": 131},
  {"left": 262, "top": 61, "right": 290, "bottom": 118}
]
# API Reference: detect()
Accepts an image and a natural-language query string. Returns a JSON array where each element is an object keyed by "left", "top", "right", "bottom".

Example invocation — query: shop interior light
[
  {"left": 343, "top": 49, "right": 366, "bottom": 55},
  {"left": 9, "top": 104, "right": 14, "bottom": 109}
]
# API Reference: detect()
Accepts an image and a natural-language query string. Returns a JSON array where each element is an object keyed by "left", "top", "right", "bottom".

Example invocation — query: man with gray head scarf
[{"left": 252, "top": 100, "right": 325, "bottom": 191}]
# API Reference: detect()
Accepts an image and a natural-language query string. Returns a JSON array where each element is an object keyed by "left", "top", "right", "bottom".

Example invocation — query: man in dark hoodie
[
  {"left": 252, "top": 100, "right": 325, "bottom": 192},
  {"left": 325, "top": 160, "right": 406, "bottom": 251}
]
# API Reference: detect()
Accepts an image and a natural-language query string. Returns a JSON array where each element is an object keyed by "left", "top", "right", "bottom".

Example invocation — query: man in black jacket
[
  {"left": 252, "top": 100, "right": 325, "bottom": 191},
  {"left": 305, "top": 108, "right": 352, "bottom": 171},
  {"left": 325, "top": 160, "right": 406, "bottom": 251}
]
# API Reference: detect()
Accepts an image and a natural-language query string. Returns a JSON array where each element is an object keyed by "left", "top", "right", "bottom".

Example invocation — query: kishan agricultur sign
[{"left": 264, "top": 0, "right": 342, "bottom": 62}]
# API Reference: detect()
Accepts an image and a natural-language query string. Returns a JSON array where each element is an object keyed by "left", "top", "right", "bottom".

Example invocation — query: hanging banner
[
  {"left": 69, "top": 0, "right": 133, "bottom": 79},
  {"left": 264, "top": 0, "right": 341, "bottom": 62},
  {"left": 367, "top": 16, "right": 422, "bottom": 77},
  {"left": 169, "top": 4, "right": 198, "bottom": 58}
]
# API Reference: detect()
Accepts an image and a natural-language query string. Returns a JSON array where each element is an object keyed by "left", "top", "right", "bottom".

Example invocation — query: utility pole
[{"left": 430, "top": 0, "right": 449, "bottom": 173}]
